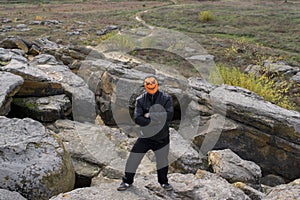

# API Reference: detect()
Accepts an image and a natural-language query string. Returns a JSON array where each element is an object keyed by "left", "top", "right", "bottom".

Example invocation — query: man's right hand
[{"left": 144, "top": 113, "right": 150, "bottom": 118}]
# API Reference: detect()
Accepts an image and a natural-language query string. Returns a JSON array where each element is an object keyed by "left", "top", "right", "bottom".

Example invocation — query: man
[{"left": 117, "top": 76, "right": 174, "bottom": 191}]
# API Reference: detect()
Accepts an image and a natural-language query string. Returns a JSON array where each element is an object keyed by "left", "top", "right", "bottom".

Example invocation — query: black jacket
[{"left": 134, "top": 90, "right": 174, "bottom": 141}]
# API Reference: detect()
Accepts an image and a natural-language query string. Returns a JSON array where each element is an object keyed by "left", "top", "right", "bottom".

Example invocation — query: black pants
[{"left": 122, "top": 136, "right": 170, "bottom": 185}]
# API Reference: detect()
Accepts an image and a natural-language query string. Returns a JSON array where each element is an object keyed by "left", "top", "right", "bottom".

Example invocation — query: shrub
[
  {"left": 35, "top": 15, "right": 43, "bottom": 21},
  {"left": 199, "top": 11, "right": 215, "bottom": 22},
  {"left": 209, "top": 65, "right": 295, "bottom": 110}
]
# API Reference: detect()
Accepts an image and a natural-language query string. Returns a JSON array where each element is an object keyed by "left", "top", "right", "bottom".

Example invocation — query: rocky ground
[{"left": 0, "top": 29, "right": 299, "bottom": 199}]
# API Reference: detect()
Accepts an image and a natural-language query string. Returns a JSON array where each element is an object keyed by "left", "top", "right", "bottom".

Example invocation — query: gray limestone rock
[
  {"left": 263, "top": 178, "right": 300, "bottom": 200},
  {"left": 0, "top": 117, "right": 75, "bottom": 200},
  {"left": 0, "top": 189, "right": 27, "bottom": 200},
  {"left": 169, "top": 128, "right": 203, "bottom": 174},
  {"left": 233, "top": 182, "right": 265, "bottom": 200},
  {"left": 53, "top": 171, "right": 251, "bottom": 200},
  {"left": 0, "top": 36, "right": 29, "bottom": 53},
  {"left": 35, "top": 63, "right": 96, "bottom": 123},
  {"left": 12, "top": 94, "right": 71, "bottom": 122},
  {"left": 0, "top": 71, "right": 24, "bottom": 115},
  {"left": 49, "top": 119, "right": 125, "bottom": 170},
  {"left": 1, "top": 59, "right": 64, "bottom": 97},
  {"left": 209, "top": 84, "right": 300, "bottom": 180},
  {"left": 208, "top": 149, "right": 262, "bottom": 189}
]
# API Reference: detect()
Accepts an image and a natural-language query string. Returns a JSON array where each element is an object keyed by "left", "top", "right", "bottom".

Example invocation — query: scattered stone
[
  {"left": 16, "top": 24, "right": 27, "bottom": 29},
  {"left": 28, "top": 44, "right": 41, "bottom": 55},
  {"left": 33, "top": 37, "right": 60, "bottom": 50},
  {"left": 71, "top": 157, "right": 101, "bottom": 179},
  {"left": 264, "top": 60, "right": 299, "bottom": 76},
  {"left": 29, "top": 20, "right": 42, "bottom": 25},
  {"left": 1, "top": 18, "right": 12, "bottom": 23},
  {"left": 48, "top": 119, "right": 125, "bottom": 168},
  {"left": 96, "top": 25, "right": 120, "bottom": 36}
]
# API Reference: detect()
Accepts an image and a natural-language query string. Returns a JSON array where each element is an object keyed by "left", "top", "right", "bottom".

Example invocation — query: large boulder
[
  {"left": 78, "top": 59, "right": 148, "bottom": 125},
  {"left": 48, "top": 119, "right": 124, "bottom": 167},
  {"left": 33, "top": 60, "right": 96, "bottom": 123},
  {"left": 194, "top": 83, "right": 300, "bottom": 181},
  {"left": 48, "top": 119, "right": 157, "bottom": 182},
  {"left": 208, "top": 149, "right": 262, "bottom": 189},
  {"left": 0, "top": 71, "right": 23, "bottom": 115},
  {"left": 0, "top": 117, "right": 75, "bottom": 200}
]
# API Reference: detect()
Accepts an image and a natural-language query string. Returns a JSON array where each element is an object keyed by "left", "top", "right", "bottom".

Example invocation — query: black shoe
[
  {"left": 117, "top": 182, "right": 131, "bottom": 191},
  {"left": 161, "top": 183, "right": 173, "bottom": 191}
]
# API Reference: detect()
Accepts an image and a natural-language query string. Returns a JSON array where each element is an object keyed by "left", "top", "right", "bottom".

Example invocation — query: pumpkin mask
[{"left": 144, "top": 77, "right": 158, "bottom": 94}]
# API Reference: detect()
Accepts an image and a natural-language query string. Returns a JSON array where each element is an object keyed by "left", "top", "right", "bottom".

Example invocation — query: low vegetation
[
  {"left": 199, "top": 10, "right": 215, "bottom": 22},
  {"left": 209, "top": 65, "right": 296, "bottom": 110}
]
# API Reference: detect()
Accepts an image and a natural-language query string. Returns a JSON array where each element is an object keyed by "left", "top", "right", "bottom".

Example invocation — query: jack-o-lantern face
[{"left": 144, "top": 77, "right": 158, "bottom": 94}]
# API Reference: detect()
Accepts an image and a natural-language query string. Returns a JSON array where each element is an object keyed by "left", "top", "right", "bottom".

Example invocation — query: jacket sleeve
[
  {"left": 134, "top": 99, "right": 151, "bottom": 126},
  {"left": 149, "top": 96, "right": 174, "bottom": 123}
]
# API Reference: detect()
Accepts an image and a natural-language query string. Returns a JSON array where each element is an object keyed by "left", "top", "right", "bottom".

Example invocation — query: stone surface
[
  {"left": 169, "top": 128, "right": 203, "bottom": 174},
  {"left": 48, "top": 119, "right": 126, "bottom": 172},
  {"left": 0, "top": 71, "right": 23, "bottom": 115},
  {"left": 1, "top": 59, "right": 64, "bottom": 97},
  {"left": 71, "top": 157, "right": 101, "bottom": 179},
  {"left": 0, "top": 189, "right": 27, "bottom": 200},
  {"left": 263, "top": 178, "right": 300, "bottom": 200},
  {"left": 208, "top": 149, "right": 262, "bottom": 189},
  {"left": 0, "top": 117, "right": 75, "bottom": 200},
  {"left": 12, "top": 94, "right": 71, "bottom": 122},
  {"left": 0, "top": 36, "right": 29, "bottom": 53},
  {"left": 203, "top": 84, "right": 300, "bottom": 181},
  {"left": 233, "top": 182, "right": 265, "bottom": 200},
  {"left": 261, "top": 174, "right": 286, "bottom": 187},
  {"left": 53, "top": 171, "right": 251, "bottom": 200},
  {"left": 50, "top": 182, "right": 158, "bottom": 200},
  {"left": 35, "top": 63, "right": 96, "bottom": 123}
]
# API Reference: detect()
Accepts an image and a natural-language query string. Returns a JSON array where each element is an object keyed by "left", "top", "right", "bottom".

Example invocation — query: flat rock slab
[
  {"left": 12, "top": 94, "right": 71, "bottom": 122},
  {"left": 1, "top": 59, "right": 64, "bottom": 97},
  {"left": 0, "top": 71, "right": 24, "bottom": 115}
]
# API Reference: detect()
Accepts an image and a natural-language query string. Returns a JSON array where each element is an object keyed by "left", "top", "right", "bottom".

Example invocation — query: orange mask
[{"left": 144, "top": 77, "right": 158, "bottom": 95}]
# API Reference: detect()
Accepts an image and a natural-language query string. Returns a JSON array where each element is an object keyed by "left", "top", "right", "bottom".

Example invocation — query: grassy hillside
[{"left": 141, "top": 1, "right": 300, "bottom": 68}]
